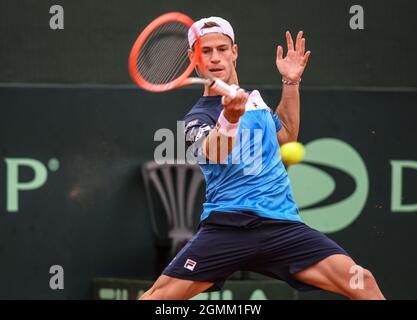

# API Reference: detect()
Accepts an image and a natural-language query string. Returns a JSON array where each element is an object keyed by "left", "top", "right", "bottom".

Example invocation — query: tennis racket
[{"left": 128, "top": 12, "right": 237, "bottom": 98}]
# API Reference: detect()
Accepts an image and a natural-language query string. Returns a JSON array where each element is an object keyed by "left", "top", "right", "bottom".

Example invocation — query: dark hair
[{"left": 201, "top": 21, "right": 220, "bottom": 29}]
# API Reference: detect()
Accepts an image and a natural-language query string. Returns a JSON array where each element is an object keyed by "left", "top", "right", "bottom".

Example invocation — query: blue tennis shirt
[{"left": 184, "top": 90, "right": 301, "bottom": 222}]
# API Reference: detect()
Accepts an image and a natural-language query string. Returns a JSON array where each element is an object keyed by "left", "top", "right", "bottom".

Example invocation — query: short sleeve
[
  {"left": 270, "top": 112, "right": 283, "bottom": 132},
  {"left": 184, "top": 113, "right": 215, "bottom": 157}
]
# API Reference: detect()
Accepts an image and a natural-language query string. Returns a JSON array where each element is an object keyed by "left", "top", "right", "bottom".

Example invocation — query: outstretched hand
[{"left": 276, "top": 31, "right": 311, "bottom": 82}]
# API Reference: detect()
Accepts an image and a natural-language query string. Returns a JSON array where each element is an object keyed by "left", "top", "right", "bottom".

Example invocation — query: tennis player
[{"left": 139, "top": 17, "right": 385, "bottom": 300}]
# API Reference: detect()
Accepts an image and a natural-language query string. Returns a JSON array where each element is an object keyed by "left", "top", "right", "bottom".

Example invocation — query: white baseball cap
[{"left": 188, "top": 16, "right": 235, "bottom": 48}]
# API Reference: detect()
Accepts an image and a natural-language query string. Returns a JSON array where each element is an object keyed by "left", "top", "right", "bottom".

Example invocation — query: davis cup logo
[
  {"left": 184, "top": 259, "right": 197, "bottom": 271},
  {"left": 288, "top": 138, "right": 369, "bottom": 233}
]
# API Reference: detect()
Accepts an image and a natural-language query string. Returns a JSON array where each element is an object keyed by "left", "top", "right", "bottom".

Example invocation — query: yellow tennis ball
[{"left": 280, "top": 142, "right": 305, "bottom": 165}]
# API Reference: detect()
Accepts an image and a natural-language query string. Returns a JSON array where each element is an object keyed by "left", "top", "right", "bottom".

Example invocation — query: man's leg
[
  {"left": 293, "top": 254, "right": 385, "bottom": 300},
  {"left": 139, "top": 275, "right": 214, "bottom": 300}
]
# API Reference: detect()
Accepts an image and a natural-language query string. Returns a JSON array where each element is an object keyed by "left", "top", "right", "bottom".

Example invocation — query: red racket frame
[{"left": 128, "top": 12, "right": 207, "bottom": 92}]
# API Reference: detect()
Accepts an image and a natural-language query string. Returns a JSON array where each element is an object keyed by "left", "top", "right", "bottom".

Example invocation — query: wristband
[
  {"left": 282, "top": 78, "right": 301, "bottom": 85},
  {"left": 216, "top": 110, "right": 240, "bottom": 137}
]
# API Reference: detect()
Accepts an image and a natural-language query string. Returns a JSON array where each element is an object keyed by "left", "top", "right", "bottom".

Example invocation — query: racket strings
[{"left": 136, "top": 22, "right": 190, "bottom": 85}]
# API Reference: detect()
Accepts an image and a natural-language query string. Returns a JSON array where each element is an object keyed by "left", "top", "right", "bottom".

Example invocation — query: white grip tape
[
  {"left": 221, "top": 84, "right": 241, "bottom": 105},
  {"left": 216, "top": 110, "right": 240, "bottom": 137},
  {"left": 212, "top": 79, "right": 237, "bottom": 98}
]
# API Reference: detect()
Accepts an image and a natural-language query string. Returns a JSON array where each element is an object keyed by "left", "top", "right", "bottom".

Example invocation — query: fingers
[
  {"left": 295, "top": 31, "right": 303, "bottom": 54},
  {"left": 234, "top": 89, "right": 248, "bottom": 107},
  {"left": 223, "top": 88, "right": 247, "bottom": 106},
  {"left": 276, "top": 45, "right": 283, "bottom": 61},
  {"left": 302, "top": 51, "right": 311, "bottom": 66},
  {"left": 300, "top": 38, "right": 305, "bottom": 56},
  {"left": 222, "top": 93, "right": 232, "bottom": 106},
  {"left": 279, "top": 30, "right": 311, "bottom": 72},
  {"left": 222, "top": 88, "right": 248, "bottom": 122},
  {"left": 222, "top": 84, "right": 239, "bottom": 105},
  {"left": 286, "top": 31, "right": 307, "bottom": 56},
  {"left": 286, "top": 31, "right": 294, "bottom": 52}
]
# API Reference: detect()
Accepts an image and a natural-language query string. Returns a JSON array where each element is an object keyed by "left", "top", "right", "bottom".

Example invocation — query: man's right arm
[{"left": 202, "top": 90, "right": 248, "bottom": 163}]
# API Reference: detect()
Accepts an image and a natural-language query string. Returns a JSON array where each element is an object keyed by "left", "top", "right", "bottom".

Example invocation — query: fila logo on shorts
[{"left": 184, "top": 259, "right": 197, "bottom": 271}]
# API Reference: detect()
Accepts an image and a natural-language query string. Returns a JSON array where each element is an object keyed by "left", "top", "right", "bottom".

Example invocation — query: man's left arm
[{"left": 274, "top": 31, "right": 311, "bottom": 145}]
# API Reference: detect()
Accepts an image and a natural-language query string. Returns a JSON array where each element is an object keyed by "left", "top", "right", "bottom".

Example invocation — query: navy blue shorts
[{"left": 162, "top": 211, "right": 349, "bottom": 292}]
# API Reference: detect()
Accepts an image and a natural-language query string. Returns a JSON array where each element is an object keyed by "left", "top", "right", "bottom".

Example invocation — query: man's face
[{"left": 190, "top": 33, "right": 238, "bottom": 84}]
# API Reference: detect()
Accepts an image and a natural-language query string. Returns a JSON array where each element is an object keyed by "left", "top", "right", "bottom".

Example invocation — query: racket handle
[{"left": 210, "top": 78, "right": 237, "bottom": 99}]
